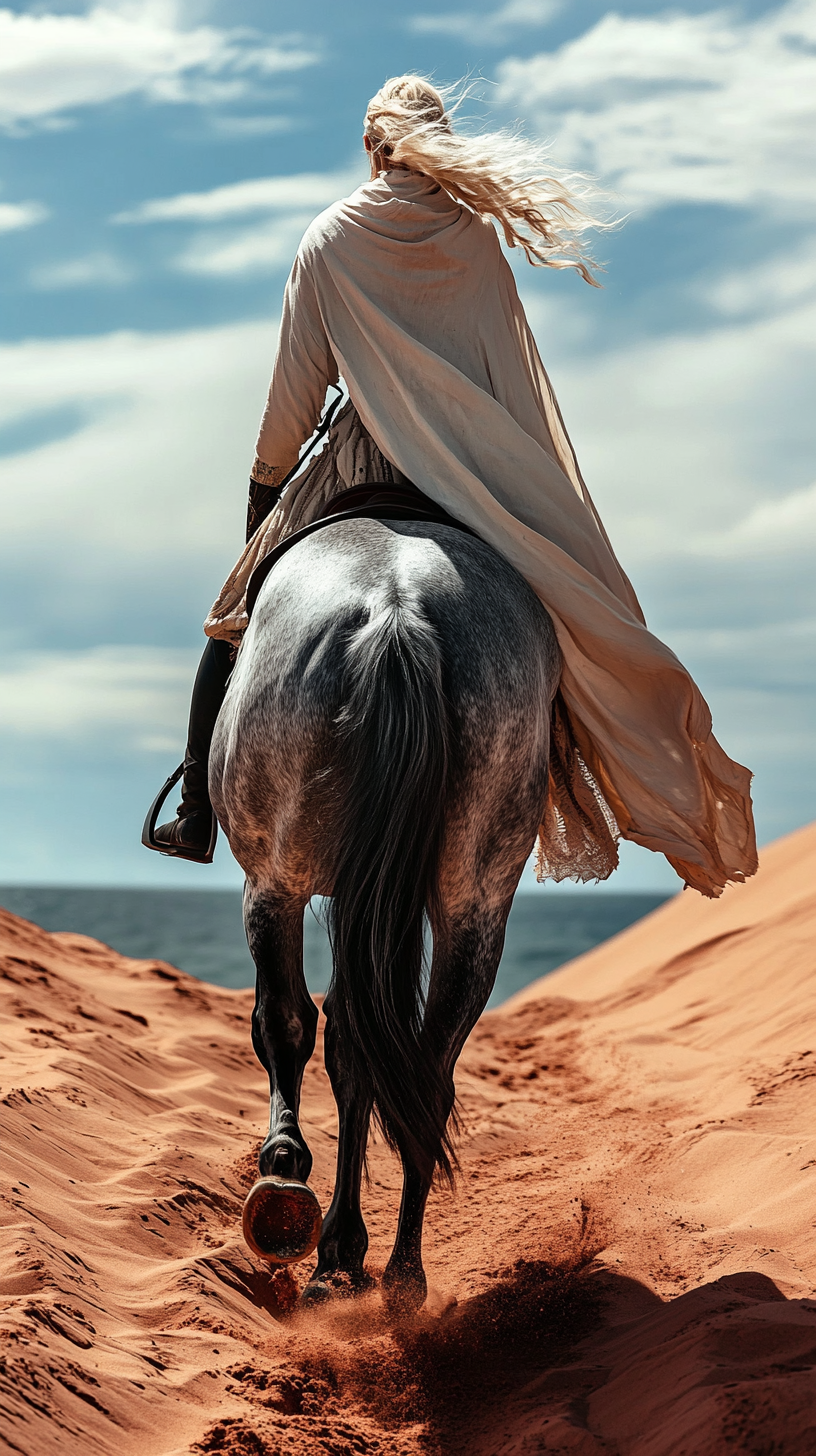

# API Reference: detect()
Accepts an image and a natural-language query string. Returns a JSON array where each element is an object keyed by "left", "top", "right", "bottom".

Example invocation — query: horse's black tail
[{"left": 327, "top": 594, "right": 455, "bottom": 1184}]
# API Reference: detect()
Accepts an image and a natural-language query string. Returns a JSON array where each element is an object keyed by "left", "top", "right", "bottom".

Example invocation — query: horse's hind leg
[
  {"left": 244, "top": 885, "right": 318, "bottom": 1183},
  {"left": 304, "top": 988, "right": 374, "bottom": 1300},
  {"left": 382, "top": 900, "right": 511, "bottom": 1314}
]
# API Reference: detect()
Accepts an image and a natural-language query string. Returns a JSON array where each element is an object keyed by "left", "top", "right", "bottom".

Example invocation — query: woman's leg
[{"left": 152, "top": 636, "right": 234, "bottom": 855}]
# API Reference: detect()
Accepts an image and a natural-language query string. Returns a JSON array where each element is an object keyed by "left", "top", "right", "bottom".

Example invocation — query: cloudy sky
[{"left": 0, "top": 0, "right": 814, "bottom": 891}]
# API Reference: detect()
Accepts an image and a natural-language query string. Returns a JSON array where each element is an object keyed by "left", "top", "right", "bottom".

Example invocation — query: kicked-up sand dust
[{"left": 2, "top": 821, "right": 816, "bottom": 1454}]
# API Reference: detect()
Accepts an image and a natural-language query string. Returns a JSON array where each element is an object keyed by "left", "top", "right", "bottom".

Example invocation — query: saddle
[{"left": 245, "top": 480, "right": 476, "bottom": 622}]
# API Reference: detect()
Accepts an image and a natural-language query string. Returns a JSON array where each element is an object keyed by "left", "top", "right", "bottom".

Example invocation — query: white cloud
[
  {"left": 113, "top": 165, "right": 365, "bottom": 276},
  {"left": 0, "top": 319, "right": 276, "bottom": 573},
  {"left": 0, "top": 3, "right": 317, "bottom": 131},
  {"left": 705, "top": 481, "right": 816, "bottom": 559},
  {"left": 496, "top": 0, "right": 816, "bottom": 214},
  {"left": 703, "top": 236, "right": 816, "bottom": 318},
  {"left": 523, "top": 284, "right": 816, "bottom": 559},
  {"left": 29, "top": 250, "right": 133, "bottom": 290},
  {"left": 0, "top": 198, "right": 48, "bottom": 231},
  {"left": 409, "top": 0, "right": 561, "bottom": 41},
  {"left": 0, "top": 646, "right": 197, "bottom": 751},
  {"left": 114, "top": 169, "right": 361, "bottom": 224},
  {"left": 175, "top": 214, "right": 317, "bottom": 276}
]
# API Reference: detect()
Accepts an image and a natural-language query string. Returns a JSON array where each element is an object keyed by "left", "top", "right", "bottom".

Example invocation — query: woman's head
[
  {"left": 364, "top": 76, "right": 450, "bottom": 170},
  {"left": 362, "top": 74, "right": 613, "bottom": 287}
]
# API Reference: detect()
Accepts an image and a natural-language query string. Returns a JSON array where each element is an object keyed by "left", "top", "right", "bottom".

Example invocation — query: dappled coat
[{"left": 205, "top": 169, "right": 757, "bottom": 898}]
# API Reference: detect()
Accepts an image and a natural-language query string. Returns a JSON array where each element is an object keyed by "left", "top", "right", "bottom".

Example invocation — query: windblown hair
[{"left": 365, "top": 74, "right": 610, "bottom": 286}]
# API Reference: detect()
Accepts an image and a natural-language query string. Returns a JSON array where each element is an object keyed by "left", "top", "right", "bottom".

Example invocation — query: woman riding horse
[
  {"left": 143, "top": 77, "right": 757, "bottom": 1306},
  {"left": 148, "top": 75, "right": 756, "bottom": 898}
]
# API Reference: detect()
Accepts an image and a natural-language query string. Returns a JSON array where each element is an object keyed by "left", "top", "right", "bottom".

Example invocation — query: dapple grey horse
[{"left": 209, "top": 516, "right": 560, "bottom": 1311}]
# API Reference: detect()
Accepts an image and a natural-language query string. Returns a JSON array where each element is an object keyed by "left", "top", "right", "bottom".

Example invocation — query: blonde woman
[{"left": 148, "top": 75, "right": 756, "bottom": 898}]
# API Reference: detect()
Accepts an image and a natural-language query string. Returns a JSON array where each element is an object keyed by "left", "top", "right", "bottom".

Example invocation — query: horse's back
[{"left": 210, "top": 518, "right": 559, "bottom": 895}]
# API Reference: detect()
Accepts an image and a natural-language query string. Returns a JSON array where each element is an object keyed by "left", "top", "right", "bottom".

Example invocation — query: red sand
[{"left": 2, "top": 822, "right": 816, "bottom": 1454}]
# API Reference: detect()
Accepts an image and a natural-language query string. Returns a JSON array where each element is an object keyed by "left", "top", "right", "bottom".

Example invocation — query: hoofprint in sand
[{"left": 1, "top": 823, "right": 815, "bottom": 1455}]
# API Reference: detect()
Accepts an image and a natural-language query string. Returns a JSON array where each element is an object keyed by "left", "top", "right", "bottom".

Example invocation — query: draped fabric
[{"left": 207, "top": 170, "right": 757, "bottom": 897}]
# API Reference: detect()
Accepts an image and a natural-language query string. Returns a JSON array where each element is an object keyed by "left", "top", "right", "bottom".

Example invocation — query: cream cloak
[{"left": 207, "top": 170, "right": 757, "bottom": 897}]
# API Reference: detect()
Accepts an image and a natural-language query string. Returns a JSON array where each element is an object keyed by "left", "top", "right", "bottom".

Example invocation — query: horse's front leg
[
  {"left": 382, "top": 905, "right": 510, "bottom": 1315},
  {"left": 304, "top": 989, "right": 374, "bottom": 1301},
  {"left": 244, "top": 886, "right": 317, "bottom": 1183}
]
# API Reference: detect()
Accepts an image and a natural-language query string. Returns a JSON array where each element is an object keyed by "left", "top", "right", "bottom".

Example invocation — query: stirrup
[{"left": 141, "top": 761, "right": 218, "bottom": 865}]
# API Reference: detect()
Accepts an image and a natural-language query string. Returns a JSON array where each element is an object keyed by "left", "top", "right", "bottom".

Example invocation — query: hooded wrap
[{"left": 205, "top": 170, "right": 757, "bottom": 897}]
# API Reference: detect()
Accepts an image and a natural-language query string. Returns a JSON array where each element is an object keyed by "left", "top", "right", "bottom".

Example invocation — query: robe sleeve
[{"left": 254, "top": 250, "right": 340, "bottom": 471}]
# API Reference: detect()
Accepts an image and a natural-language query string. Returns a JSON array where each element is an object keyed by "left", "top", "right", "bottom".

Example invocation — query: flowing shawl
[{"left": 206, "top": 170, "right": 757, "bottom": 897}]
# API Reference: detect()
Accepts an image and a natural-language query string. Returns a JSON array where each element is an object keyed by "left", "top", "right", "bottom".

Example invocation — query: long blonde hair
[{"left": 364, "top": 75, "right": 610, "bottom": 287}]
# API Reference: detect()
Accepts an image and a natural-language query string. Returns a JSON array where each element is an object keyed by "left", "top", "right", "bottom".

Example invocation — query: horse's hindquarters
[{"left": 210, "top": 517, "right": 558, "bottom": 900}]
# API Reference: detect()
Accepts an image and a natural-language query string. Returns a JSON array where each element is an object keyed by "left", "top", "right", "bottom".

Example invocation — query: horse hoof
[
  {"left": 301, "top": 1268, "right": 376, "bottom": 1305},
  {"left": 300, "top": 1278, "right": 333, "bottom": 1307},
  {"left": 242, "top": 1176, "right": 323, "bottom": 1266}
]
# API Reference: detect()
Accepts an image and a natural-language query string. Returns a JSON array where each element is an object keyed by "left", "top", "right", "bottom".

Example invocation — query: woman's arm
[
  {"left": 245, "top": 472, "right": 287, "bottom": 541},
  {"left": 251, "top": 251, "right": 339, "bottom": 505}
]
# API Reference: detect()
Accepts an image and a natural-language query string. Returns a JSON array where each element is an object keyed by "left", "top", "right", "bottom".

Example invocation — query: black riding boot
[{"left": 151, "top": 637, "right": 234, "bottom": 860}]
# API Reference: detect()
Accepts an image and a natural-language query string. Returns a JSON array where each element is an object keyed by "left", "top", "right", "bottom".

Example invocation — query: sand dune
[{"left": 2, "top": 822, "right": 815, "bottom": 1454}]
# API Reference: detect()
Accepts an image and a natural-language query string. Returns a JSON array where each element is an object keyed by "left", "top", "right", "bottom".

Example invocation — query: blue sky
[{"left": 0, "top": 0, "right": 814, "bottom": 890}]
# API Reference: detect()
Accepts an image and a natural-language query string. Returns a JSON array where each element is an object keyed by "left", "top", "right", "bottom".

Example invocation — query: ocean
[{"left": 0, "top": 885, "right": 668, "bottom": 1009}]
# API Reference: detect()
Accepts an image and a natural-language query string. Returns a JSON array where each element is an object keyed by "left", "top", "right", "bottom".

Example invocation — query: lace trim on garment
[
  {"left": 535, "top": 690, "right": 620, "bottom": 883},
  {"left": 250, "top": 457, "right": 286, "bottom": 487}
]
